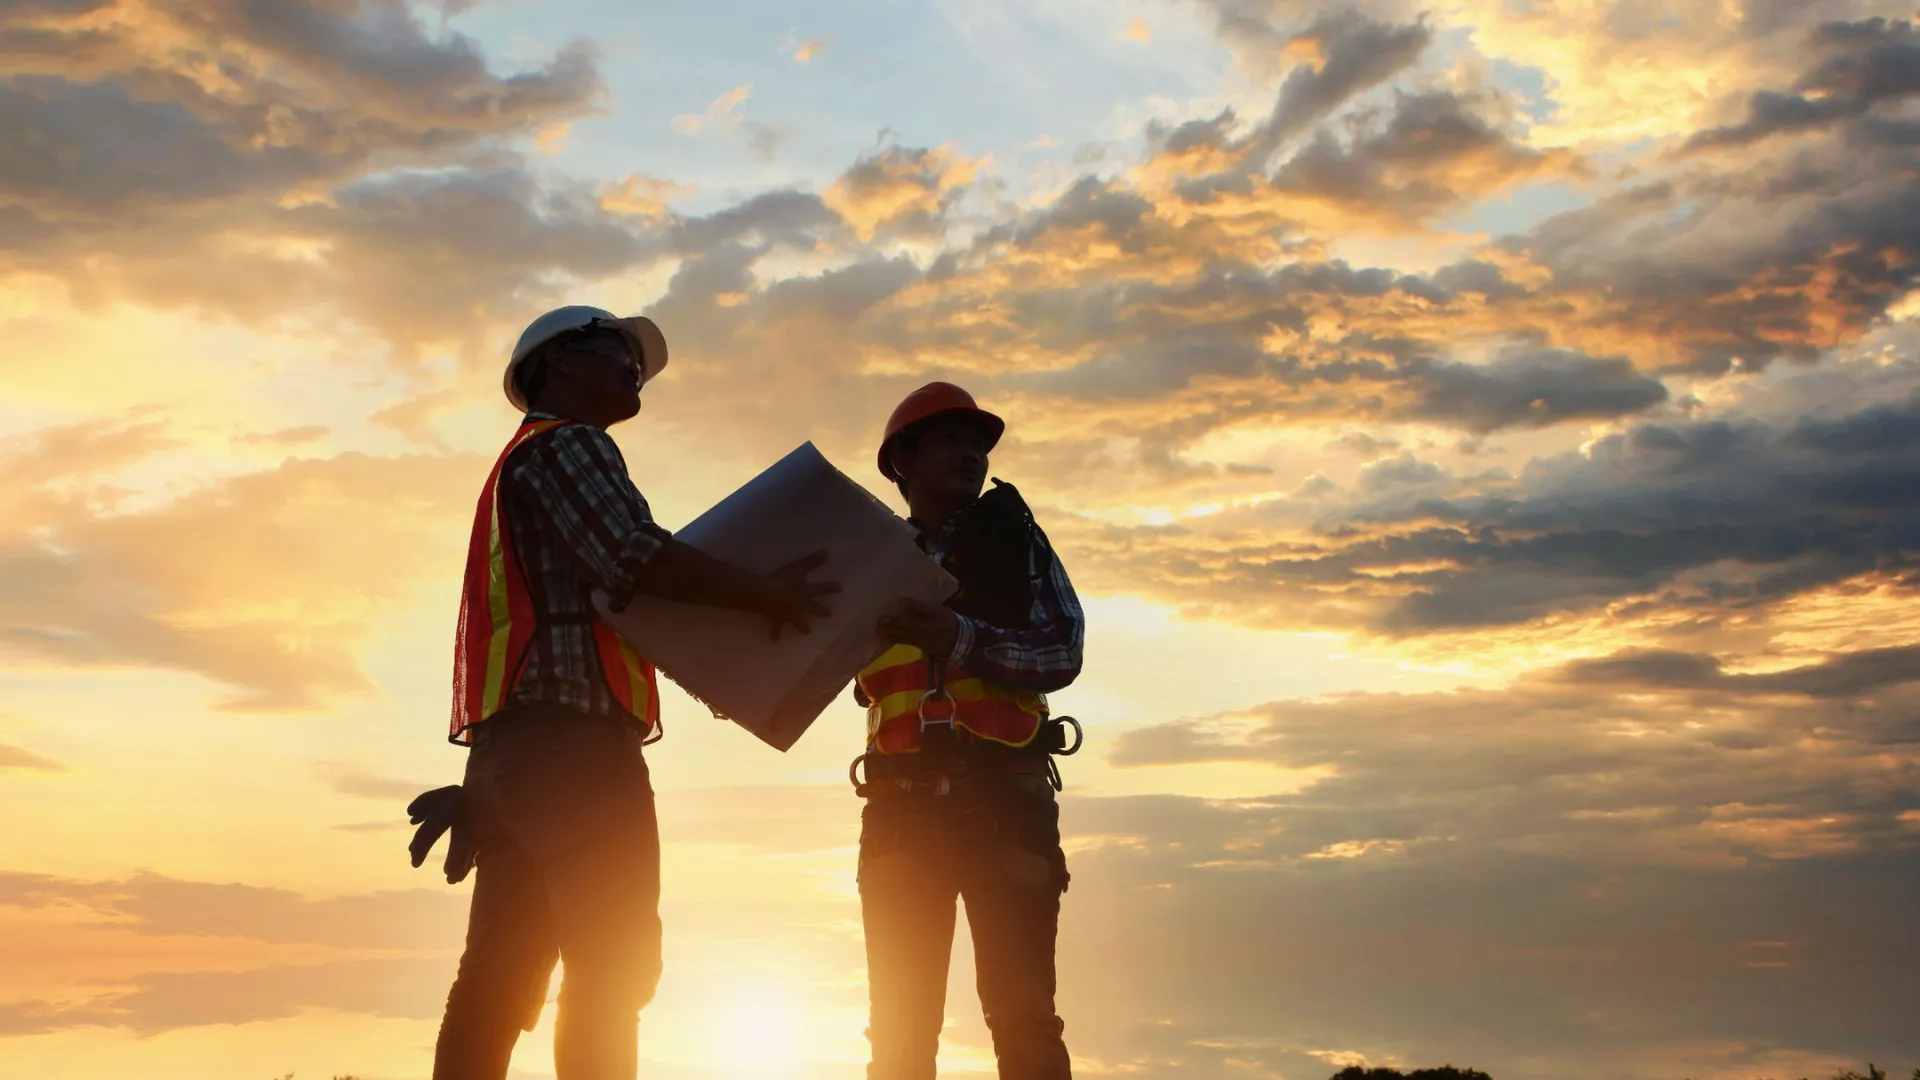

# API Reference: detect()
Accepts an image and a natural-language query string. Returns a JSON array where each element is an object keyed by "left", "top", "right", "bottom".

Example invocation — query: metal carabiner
[
  {"left": 917, "top": 688, "right": 958, "bottom": 731},
  {"left": 1050, "top": 716, "right": 1083, "bottom": 756},
  {"left": 848, "top": 753, "right": 871, "bottom": 796}
]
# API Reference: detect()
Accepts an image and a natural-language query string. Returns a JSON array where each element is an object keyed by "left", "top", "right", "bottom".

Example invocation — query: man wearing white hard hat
[{"left": 417, "top": 305, "right": 840, "bottom": 1079}]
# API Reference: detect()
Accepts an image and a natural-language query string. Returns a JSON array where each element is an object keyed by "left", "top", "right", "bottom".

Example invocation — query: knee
[
  {"left": 985, "top": 1008, "right": 1065, "bottom": 1041},
  {"left": 559, "top": 950, "right": 661, "bottom": 1016},
  {"left": 984, "top": 1014, "right": 1071, "bottom": 1079},
  {"left": 446, "top": 956, "right": 553, "bottom": 1033}
]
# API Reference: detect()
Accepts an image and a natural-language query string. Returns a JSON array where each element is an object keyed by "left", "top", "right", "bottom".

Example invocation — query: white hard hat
[{"left": 504, "top": 305, "right": 670, "bottom": 412}]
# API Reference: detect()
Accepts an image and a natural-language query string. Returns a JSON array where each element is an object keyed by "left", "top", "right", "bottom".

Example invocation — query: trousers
[
  {"left": 858, "top": 770, "right": 1072, "bottom": 1080},
  {"left": 433, "top": 702, "right": 662, "bottom": 1080}
]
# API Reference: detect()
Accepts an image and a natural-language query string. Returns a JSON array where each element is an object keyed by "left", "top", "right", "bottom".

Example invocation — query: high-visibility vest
[
  {"left": 856, "top": 644, "right": 1047, "bottom": 755},
  {"left": 448, "top": 418, "right": 660, "bottom": 743}
]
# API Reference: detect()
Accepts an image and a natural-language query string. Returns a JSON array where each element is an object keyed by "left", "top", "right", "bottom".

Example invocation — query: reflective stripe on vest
[
  {"left": 449, "top": 418, "right": 660, "bottom": 743},
  {"left": 854, "top": 643, "right": 1046, "bottom": 755}
]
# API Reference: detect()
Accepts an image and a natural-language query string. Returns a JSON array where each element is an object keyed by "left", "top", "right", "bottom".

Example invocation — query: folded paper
[{"left": 595, "top": 442, "right": 955, "bottom": 751}]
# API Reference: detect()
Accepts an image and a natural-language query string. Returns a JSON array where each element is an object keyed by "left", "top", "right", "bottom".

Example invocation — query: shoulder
[{"left": 511, "top": 421, "right": 626, "bottom": 473}]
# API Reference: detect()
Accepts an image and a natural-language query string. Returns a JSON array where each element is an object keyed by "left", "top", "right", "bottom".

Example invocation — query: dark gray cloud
[
  {"left": 1240, "top": 10, "right": 1433, "bottom": 164},
  {"left": 1406, "top": 349, "right": 1669, "bottom": 433},
  {"left": 0, "top": 0, "right": 642, "bottom": 353},
  {"left": 1270, "top": 90, "right": 1583, "bottom": 224},
  {"left": 1691, "top": 17, "right": 1920, "bottom": 149},
  {"left": 0, "top": 1, "right": 598, "bottom": 222},
  {"left": 1070, "top": 383, "right": 1920, "bottom": 634},
  {"left": 1559, "top": 644, "right": 1920, "bottom": 699}
]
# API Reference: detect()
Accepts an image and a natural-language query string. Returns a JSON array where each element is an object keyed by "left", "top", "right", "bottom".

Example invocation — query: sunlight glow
[{"left": 707, "top": 984, "right": 808, "bottom": 1078}]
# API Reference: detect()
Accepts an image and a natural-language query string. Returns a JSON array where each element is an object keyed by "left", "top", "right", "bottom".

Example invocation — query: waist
[
  {"left": 472, "top": 700, "right": 647, "bottom": 752},
  {"left": 863, "top": 734, "right": 1050, "bottom": 778}
]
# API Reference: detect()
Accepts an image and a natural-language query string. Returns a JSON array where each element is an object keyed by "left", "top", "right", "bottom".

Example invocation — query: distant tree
[
  {"left": 1328, "top": 1060, "right": 1489, "bottom": 1068},
  {"left": 1682, "top": 1064, "right": 1914, "bottom": 1080}
]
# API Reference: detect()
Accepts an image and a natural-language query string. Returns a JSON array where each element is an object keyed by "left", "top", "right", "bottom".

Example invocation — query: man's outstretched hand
[{"left": 760, "top": 550, "right": 840, "bottom": 640}]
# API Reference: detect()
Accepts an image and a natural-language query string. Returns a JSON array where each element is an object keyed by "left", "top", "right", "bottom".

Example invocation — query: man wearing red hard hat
[
  {"left": 854, "top": 381, "right": 1087, "bottom": 1080},
  {"left": 416, "top": 304, "right": 839, "bottom": 1080}
]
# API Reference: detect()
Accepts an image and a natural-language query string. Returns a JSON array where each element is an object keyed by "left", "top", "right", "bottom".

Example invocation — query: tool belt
[{"left": 849, "top": 714, "right": 1082, "bottom": 798}]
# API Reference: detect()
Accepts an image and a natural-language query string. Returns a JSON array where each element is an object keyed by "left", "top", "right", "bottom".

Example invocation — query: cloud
[
  {"left": 672, "top": 83, "right": 753, "bottom": 134},
  {"left": 599, "top": 173, "right": 696, "bottom": 219},
  {"left": 0, "top": 742, "right": 63, "bottom": 772},
  {"left": 0, "top": 419, "right": 482, "bottom": 708},
  {"left": 1122, "top": 15, "right": 1151, "bottom": 43},
  {"left": 0, "top": 0, "right": 601, "bottom": 225},
  {"left": 1688, "top": 17, "right": 1920, "bottom": 150},
  {"left": 1405, "top": 348, "right": 1669, "bottom": 433},
  {"left": 1241, "top": 10, "right": 1433, "bottom": 163},
  {"left": 821, "top": 143, "right": 984, "bottom": 241},
  {"left": 1052, "top": 644, "right": 1920, "bottom": 1074},
  {"left": 779, "top": 30, "right": 824, "bottom": 64},
  {"left": 1268, "top": 91, "right": 1587, "bottom": 228},
  {"left": 1062, "top": 376, "right": 1920, "bottom": 637},
  {"left": 319, "top": 764, "right": 433, "bottom": 802},
  {"left": 0, "top": 958, "right": 450, "bottom": 1036},
  {"left": 0, "top": 0, "right": 653, "bottom": 374},
  {"left": 0, "top": 869, "right": 464, "bottom": 952}
]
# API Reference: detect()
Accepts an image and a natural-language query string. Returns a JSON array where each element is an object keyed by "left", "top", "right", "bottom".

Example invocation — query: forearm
[
  {"left": 956, "top": 616, "right": 1083, "bottom": 693},
  {"left": 954, "top": 538, "right": 1084, "bottom": 692},
  {"left": 630, "top": 538, "right": 769, "bottom": 613}
]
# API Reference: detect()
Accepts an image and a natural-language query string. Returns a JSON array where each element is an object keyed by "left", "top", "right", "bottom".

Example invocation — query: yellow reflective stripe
[
  {"left": 866, "top": 643, "right": 922, "bottom": 670},
  {"left": 617, "top": 638, "right": 652, "bottom": 722},
  {"left": 477, "top": 420, "right": 559, "bottom": 721},
  {"left": 479, "top": 485, "right": 512, "bottom": 718},
  {"left": 873, "top": 678, "right": 1046, "bottom": 719}
]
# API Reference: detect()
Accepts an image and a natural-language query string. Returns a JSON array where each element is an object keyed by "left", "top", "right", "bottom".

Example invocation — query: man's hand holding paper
[{"left": 877, "top": 598, "right": 960, "bottom": 658}]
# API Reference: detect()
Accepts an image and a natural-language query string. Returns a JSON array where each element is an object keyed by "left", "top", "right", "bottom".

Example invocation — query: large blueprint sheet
[{"left": 594, "top": 442, "right": 955, "bottom": 751}]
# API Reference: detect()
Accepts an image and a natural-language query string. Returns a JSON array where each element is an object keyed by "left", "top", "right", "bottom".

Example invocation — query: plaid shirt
[
  {"left": 497, "top": 413, "right": 670, "bottom": 722},
  {"left": 926, "top": 515, "right": 1085, "bottom": 694}
]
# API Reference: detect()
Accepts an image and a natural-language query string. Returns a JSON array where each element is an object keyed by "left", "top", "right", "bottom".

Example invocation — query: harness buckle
[{"left": 917, "top": 688, "right": 957, "bottom": 732}]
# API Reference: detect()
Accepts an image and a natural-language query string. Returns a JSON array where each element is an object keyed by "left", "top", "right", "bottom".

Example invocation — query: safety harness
[{"left": 849, "top": 480, "right": 1083, "bottom": 799}]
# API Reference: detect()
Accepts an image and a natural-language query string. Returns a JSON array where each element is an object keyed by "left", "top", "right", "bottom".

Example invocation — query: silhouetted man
[
  {"left": 427, "top": 305, "right": 837, "bottom": 1080},
  {"left": 851, "top": 381, "right": 1085, "bottom": 1080}
]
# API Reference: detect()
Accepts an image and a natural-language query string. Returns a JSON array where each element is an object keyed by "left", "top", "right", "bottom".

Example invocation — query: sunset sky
[{"left": 2, "top": 1, "right": 1918, "bottom": 1078}]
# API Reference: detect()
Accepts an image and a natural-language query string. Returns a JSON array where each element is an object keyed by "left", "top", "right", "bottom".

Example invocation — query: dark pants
[
  {"left": 434, "top": 702, "right": 662, "bottom": 1080},
  {"left": 858, "top": 771, "right": 1072, "bottom": 1080}
]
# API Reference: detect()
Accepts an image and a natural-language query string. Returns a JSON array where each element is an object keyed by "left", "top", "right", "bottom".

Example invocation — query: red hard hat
[{"left": 877, "top": 382, "right": 1005, "bottom": 482}]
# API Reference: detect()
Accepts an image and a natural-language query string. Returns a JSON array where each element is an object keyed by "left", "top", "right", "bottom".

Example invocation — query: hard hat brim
[
  {"left": 504, "top": 312, "right": 670, "bottom": 413},
  {"left": 877, "top": 406, "right": 1005, "bottom": 482}
]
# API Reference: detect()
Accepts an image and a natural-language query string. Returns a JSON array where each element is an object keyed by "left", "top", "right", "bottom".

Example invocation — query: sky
[{"left": 1, "top": 0, "right": 1918, "bottom": 1078}]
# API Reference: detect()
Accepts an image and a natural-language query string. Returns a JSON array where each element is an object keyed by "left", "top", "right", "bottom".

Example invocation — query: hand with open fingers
[
  {"left": 761, "top": 549, "right": 841, "bottom": 640},
  {"left": 877, "top": 597, "right": 960, "bottom": 658}
]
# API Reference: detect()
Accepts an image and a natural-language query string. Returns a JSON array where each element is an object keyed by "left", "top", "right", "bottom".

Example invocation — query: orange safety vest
[
  {"left": 449, "top": 418, "right": 660, "bottom": 744},
  {"left": 855, "top": 644, "right": 1047, "bottom": 755}
]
